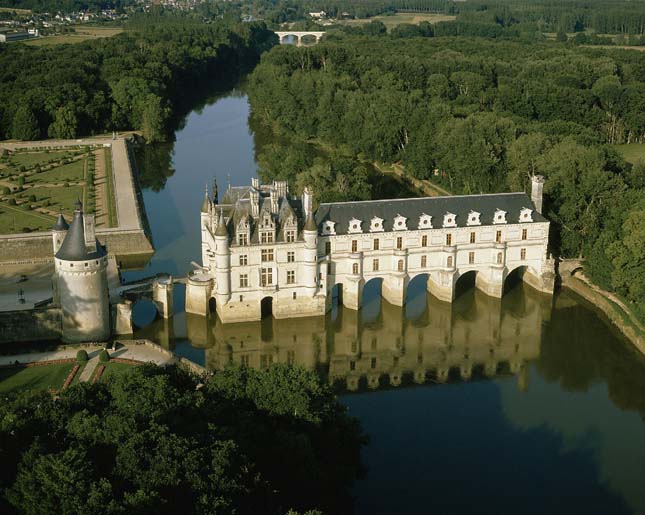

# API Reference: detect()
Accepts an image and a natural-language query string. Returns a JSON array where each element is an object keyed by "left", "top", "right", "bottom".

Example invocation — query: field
[
  {"left": 0, "top": 6, "right": 30, "bottom": 13},
  {"left": 614, "top": 143, "right": 645, "bottom": 164},
  {"left": 0, "top": 363, "right": 75, "bottom": 395},
  {"left": 0, "top": 146, "right": 116, "bottom": 234},
  {"left": 24, "top": 25, "right": 123, "bottom": 46},
  {"left": 339, "top": 12, "right": 456, "bottom": 30}
]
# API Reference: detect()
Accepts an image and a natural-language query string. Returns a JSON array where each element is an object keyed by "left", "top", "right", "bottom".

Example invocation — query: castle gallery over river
[{"left": 185, "top": 175, "right": 555, "bottom": 323}]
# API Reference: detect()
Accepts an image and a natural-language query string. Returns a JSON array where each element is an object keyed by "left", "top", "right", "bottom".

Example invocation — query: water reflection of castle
[{"left": 146, "top": 283, "right": 550, "bottom": 392}]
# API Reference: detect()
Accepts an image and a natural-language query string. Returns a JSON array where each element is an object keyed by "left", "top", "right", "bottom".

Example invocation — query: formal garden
[{"left": 0, "top": 145, "right": 116, "bottom": 234}]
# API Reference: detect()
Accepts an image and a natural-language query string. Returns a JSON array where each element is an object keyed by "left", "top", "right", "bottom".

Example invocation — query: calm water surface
[{"left": 128, "top": 84, "right": 645, "bottom": 515}]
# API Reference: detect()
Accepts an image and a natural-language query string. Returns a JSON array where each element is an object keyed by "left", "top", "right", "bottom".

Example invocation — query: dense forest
[
  {"left": 0, "top": 364, "right": 365, "bottom": 515},
  {"left": 0, "top": 0, "right": 133, "bottom": 11},
  {"left": 0, "top": 20, "right": 276, "bottom": 142},
  {"left": 247, "top": 34, "right": 645, "bottom": 318}
]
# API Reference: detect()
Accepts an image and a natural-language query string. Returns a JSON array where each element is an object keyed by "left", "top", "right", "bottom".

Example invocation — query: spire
[
  {"left": 215, "top": 209, "right": 228, "bottom": 237},
  {"left": 304, "top": 212, "right": 317, "bottom": 232},
  {"left": 52, "top": 213, "right": 69, "bottom": 231},
  {"left": 55, "top": 205, "right": 106, "bottom": 261},
  {"left": 201, "top": 184, "right": 211, "bottom": 213},
  {"left": 212, "top": 177, "right": 219, "bottom": 204}
]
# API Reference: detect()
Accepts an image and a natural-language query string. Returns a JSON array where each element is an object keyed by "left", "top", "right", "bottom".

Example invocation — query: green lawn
[
  {"left": 27, "top": 185, "right": 84, "bottom": 214},
  {"left": 100, "top": 362, "right": 138, "bottom": 381},
  {"left": 340, "top": 12, "right": 456, "bottom": 30},
  {"left": 0, "top": 203, "right": 55, "bottom": 233},
  {"left": 0, "top": 362, "right": 75, "bottom": 395},
  {"left": 28, "top": 159, "right": 85, "bottom": 184},
  {"left": 10, "top": 151, "right": 67, "bottom": 169},
  {"left": 614, "top": 143, "right": 645, "bottom": 165}
]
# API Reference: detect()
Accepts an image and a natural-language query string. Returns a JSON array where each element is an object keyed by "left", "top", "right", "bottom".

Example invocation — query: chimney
[
  {"left": 84, "top": 213, "right": 96, "bottom": 248},
  {"left": 251, "top": 177, "right": 259, "bottom": 189},
  {"left": 270, "top": 188, "right": 279, "bottom": 214},
  {"left": 302, "top": 186, "right": 313, "bottom": 216},
  {"left": 250, "top": 188, "right": 259, "bottom": 217},
  {"left": 531, "top": 175, "right": 545, "bottom": 214}
]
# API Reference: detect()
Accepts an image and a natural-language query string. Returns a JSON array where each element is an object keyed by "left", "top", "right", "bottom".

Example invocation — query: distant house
[{"left": 308, "top": 11, "right": 326, "bottom": 19}]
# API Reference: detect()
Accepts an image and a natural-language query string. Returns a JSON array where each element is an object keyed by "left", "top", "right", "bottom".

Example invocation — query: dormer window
[
  {"left": 493, "top": 209, "right": 507, "bottom": 224},
  {"left": 393, "top": 214, "right": 407, "bottom": 231},
  {"left": 467, "top": 211, "right": 481, "bottom": 226},
  {"left": 418, "top": 213, "right": 432, "bottom": 228},
  {"left": 370, "top": 216, "right": 384, "bottom": 232},
  {"left": 443, "top": 212, "right": 457, "bottom": 228},
  {"left": 519, "top": 208, "right": 533, "bottom": 222},
  {"left": 323, "top": 221, "right": 336, "bottom": 235},
  {"left": 348, "top": 218, "right": 363, "bottom": 234}
]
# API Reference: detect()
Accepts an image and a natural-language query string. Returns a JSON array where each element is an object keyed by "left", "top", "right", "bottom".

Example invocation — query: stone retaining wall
[{"left": 0, "top": 307, "right": 62, "bottom": 343}]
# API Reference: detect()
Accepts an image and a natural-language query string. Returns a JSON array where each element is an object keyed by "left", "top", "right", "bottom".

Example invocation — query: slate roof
[
  {"left": 52, "top": 213, "right": 69, "bottom": 231},
  {"left": 55, "top": 210, "right": 107, "bottom": 261},
  {"left": 314, "top": 193, "right": 546, "bottom": 235}
]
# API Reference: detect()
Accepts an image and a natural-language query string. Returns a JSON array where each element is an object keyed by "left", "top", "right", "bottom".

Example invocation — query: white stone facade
[{"left": 189, "top": 177, "right": 555, "bottom": 323}]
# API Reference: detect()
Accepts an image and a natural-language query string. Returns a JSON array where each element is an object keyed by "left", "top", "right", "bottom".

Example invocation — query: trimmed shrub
[
  {"left": 76, "top": 349, "right": 88, "bottom": 362},
  {"left": 99, "top": 349, "right": 110, "bottom": 363}
]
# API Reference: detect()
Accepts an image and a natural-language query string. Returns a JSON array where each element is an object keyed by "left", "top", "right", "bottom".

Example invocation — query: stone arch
[
  {"left": 129, "top": 297, "right": 158, "bottom": 329},
  {"left": 281, "top": 34, "right": 297, "bottom": 45},
  {"left": 261, "top": 296, "right": 273, "bottom": 319},
  {"left": 405, "top": 273, "right": 428, "bottom": 320},
  {"left": 503, "top": 265, "right": 533, "bottom": 295},
  {"left": 454, "top": 269, "right": 478, "bottom": 299},
  {"left": 208, "top": 297, "right": 217, "bottom": 314},
  {"left": 361, "top": 277, "right": 383, "bottom": 323},
  {"left": 300, "top": 33, "right": 317, "bottom": 45}
]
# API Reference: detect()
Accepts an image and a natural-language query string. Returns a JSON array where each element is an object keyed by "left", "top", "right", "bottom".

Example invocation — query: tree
[
  {"left": 608, "top": 210, "right": 645, "bottom": 308},
  {"left": 556, "top": 30, "right": 568, "bottom": 42},
  {"left": 506, "top": 133, "right": 550, "bottom": 191},
  {"left": 48, "top": 107, "right": 78, "bottom": 140},
  {"left": 141, "top": 94, "right": 169, "bottom": 143},
  {"left": 11, "top": 107, "right": 39, "bottom": 141}
]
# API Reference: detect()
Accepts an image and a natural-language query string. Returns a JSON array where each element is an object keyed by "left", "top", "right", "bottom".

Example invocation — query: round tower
[
  {"left": 214, "top": 210, "right": 231, "bottom": 306},
  {"left": 303, "top": 212, "right": 318, "bottom": 296},
  {"left": 54, "top": 202, "right": 110, "bottom": 343}
]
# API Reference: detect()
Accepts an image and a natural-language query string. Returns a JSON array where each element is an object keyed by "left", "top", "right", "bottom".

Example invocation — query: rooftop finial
[
  {"left": 74, "top": 199, "right": 82, "bottom": 212},
  {"left": 227, "top": 173, "right": 231, "bottom": 191},
  {"left": 201, "top": 184, "right": 211, "bottom": 213},
  {"left": 215, "top": 208, "right": 228, "bottom": 236}
]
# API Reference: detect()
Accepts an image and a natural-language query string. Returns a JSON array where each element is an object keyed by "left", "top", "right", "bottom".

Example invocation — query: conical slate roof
[
  {"left": 201, "top": 186, "right": 211, "bottom": 213},
  {"left": 304, "top": 212, "right": 317, "bottom": 231},
  {"left": 55, "top": 207, "right": 107, "bottom": 261},
  {"left": 215, "top": 210, "right": 228, "bottom": 237},
  {"left": 52, "top": 213, "right": 69, "bottom": 231}
]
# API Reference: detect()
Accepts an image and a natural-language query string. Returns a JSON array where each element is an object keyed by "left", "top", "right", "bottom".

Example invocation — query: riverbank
[{"left": 560, "top": 266, "right": 645, "bottom": 353}]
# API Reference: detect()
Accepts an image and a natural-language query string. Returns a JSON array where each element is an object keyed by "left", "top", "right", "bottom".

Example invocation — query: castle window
[
  {"left": 238, "top": 233, "right": 248, "bottom": 246},
  {"left": 95, "top": 261, "right": 98, "bottom": 265},
  {"left": 493, "top": 209, "right": 507, "bottom": 224},
  {"left": 351, "top": 240, "right": 358, "bottom": 253},
  {"left": 373, "top": 239, "right": 380, "bottom": 251},
  {"left": 285, "top": 230, "right": 295, "bottom": 243},
  {"left": 261, "top": 249, "right": 274, "bottom": 262},
  {"left": 240, "top": 295, "right": 244, "bottom": 302},
  {"left": 467, "top": 211, "right": 481, "bottom": 226},
  {"left": 286, "top": 270, "right": 296, "bottom": 284},
  {"left": 443, "top": 212, "right": 457, "bottom": 228},
  {"left": 470, "top": 232, "right": 476, "bottom": 244},
  {"left": 394, "top": 215, "right": 407, "bottom": 230},
  {"left": 446, "top": 234, "right": 452, "bottom": 246},
  {"left": 292, "top": 292, "right": 297, "bottom": 300},
  {"left": 447, "top": 256, "right": 453, "bottom": 267},
  {"left": 371, "top": 357, "right": 377, "bottom": 369},
  {"left": 497, "top": 252, "right": 503, "bottom": 264},
  {"left": 325, "top": 241, "right": 331, "bottom": 255},
  {"left": 85, "top": 263, "right": 88, "bottom": 267},
  {"left": 239, "top": 255, "right": 248, "bottom": 266},
  {"left": 327, "top": 263, "right": 332, "bottom": 274},
  {"left": 239, "top": 274, "right": 248, "bottom": 288},
  {"left": 373, "top": 259, "right": 379, "bottom": 272},
  {"left": 398, "top": 259, "right": 404, "bottom": 272},
  {"left": 352, "top": 263, "right": 359, "bottom": 274},
  {"left": 350, "top": 361, "right": 356, "bottom": 371},
  {"left": 261, "top": 268, "right": 273, "bottom": 286},
  {"left": 521, "top": 248, "right": 527, "bottom": 260},
  {"left": 421, "top": 255, "right": 427, "bottom": 267},
  {"left": 522, "top": 229, "right": 527, "bottom": 240},
  {"left": 261, "top": 232, "right": 274, "bottom": 244},
  {"left": 496, "top": 230, "right": 502, "bottom": 243},
  {"left": 396, "top": 236, "right": 403, "bottom": 250},
  {"left": 287, "top": 251, "right": 295, "bottom": 263},
  {"left": 70, "top": 264, "right": 74, "bottom": 267},
  {"left": 422, "top": 235, "right": 428, "bottom": 247},
  {"left": 469, "top": 251, "right": 475, "bottom": 264}
]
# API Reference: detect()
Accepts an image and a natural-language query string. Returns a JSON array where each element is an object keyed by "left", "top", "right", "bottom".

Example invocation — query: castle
[
  {"left": 186, "top": 176, "right": 555, "bottom": 323},
  {"left": 52, "top": 201, "right": 111, "bottom": 343}
]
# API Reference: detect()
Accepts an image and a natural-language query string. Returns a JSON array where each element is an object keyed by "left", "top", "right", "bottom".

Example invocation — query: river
[{"left": 128, "top": 83, "right": 645, "bottom": 515}]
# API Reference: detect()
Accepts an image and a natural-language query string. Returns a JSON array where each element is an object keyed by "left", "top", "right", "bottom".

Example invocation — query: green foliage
[
  {"left": 11, "top": 107, "right": 39, "bottom": 141},
  {"left": 76, "top": 349, "right": 88, "bottom": 363},
  {"left": 98, "top": 349, "right": 109, "bottom": 363},
  {"left": 47, "top": 107, "right": 78, "bottom": 140},
  {"left": 0, "top": 364, "right": 365, "bottom": 515},
  {"left": 1, "top": 187, "right": 9, "bottom": 195}
]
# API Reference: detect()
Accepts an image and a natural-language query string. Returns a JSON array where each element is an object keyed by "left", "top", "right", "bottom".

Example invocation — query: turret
[
  {"left": 531, "top": 175, "right": 544, "bottom": 214},
  {"left": 52, "top": 213, "right": 69, "bottom": 254},
  {"left": 54, "top": 201, "right": 110, "bottom": 343},
  {"left": 214, "top": 210, "right": 231, "bottom": 304},
  {"left": 302, "top": 212, "right": 318, "bottom": 296}
]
